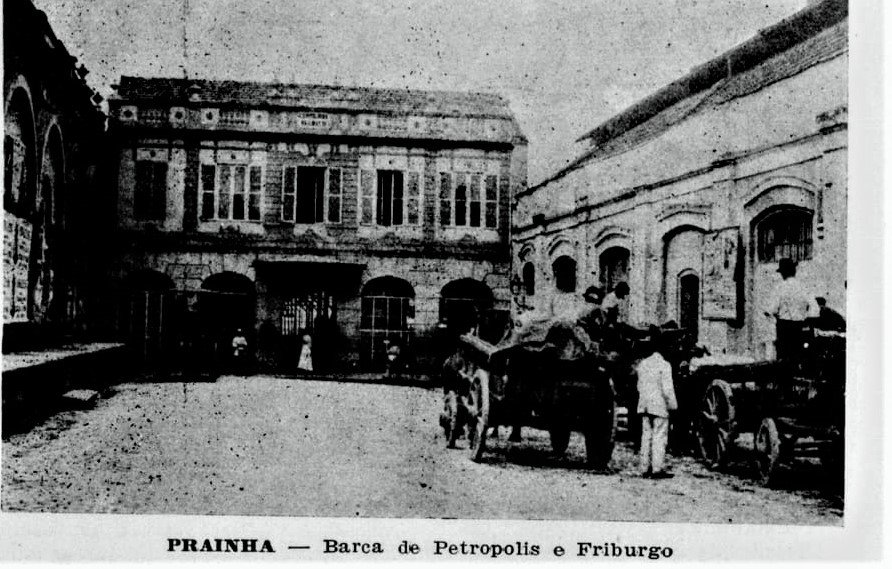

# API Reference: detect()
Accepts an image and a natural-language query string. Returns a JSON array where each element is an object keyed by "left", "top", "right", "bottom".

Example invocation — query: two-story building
[
  {"left": 104, "top": 77, "right": 526, "bottom": 371},
  {"left": 513, "top": 0, "right": 847, "bottom": 361}
]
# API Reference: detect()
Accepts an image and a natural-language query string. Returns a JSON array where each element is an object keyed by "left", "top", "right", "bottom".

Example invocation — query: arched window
[
  {"left": 552, "top": 255, "right": 577, "bottom": 293},
  {"left": 522, "top": 262, "right": 535, "bottom": 296},
  {"left": 599, "top": 246, "right": 630, "bottom": 291},
  {"left": 360, "top": 276, "right": 415, "bottom": 369},
  {"left": 755, "top": 207, "right": 813, "bottom": 263},
  {"left": 4, "top": 87, "right": 36, "bottom": 216}
]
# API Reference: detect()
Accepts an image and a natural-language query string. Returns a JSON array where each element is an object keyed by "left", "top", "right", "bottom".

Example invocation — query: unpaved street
[{"left": 2, "top": 376, "right": 841, "bottom": 523}]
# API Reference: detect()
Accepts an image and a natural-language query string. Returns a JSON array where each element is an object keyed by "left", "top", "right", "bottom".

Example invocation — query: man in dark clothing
[
  {"left": 577, "top": 285, "right": 606, "bottom": 343},
  {"left": 814, "top": 297, "right": 846, "bottom": 332},
  {"left": 440, "top": 351, "right": 470, "bottom": 448}
]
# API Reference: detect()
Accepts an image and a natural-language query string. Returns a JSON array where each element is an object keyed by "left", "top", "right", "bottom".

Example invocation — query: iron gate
[{"left": 359, "top": 294, "right": 413, "bottom": 369}]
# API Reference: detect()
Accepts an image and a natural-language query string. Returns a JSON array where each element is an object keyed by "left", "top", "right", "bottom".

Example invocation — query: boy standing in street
[{"left": 636, "top": 330, "right": 678, "bottom": 478}]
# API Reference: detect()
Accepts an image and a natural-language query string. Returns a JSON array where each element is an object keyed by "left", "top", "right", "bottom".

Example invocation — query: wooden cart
[
  {"left": 451, "top": 331, "right": 617, "bottom": 468},
  {"left": 687, "top": 328, "right": 845, "bottom": 484}
]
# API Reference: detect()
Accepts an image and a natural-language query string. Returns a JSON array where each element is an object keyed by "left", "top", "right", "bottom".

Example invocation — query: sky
[{"left": 40, "top": 0, "right": 806, "bottom": 184}]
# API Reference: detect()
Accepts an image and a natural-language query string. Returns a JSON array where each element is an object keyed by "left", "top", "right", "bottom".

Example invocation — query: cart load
[{"left": 442, "top": 317, "right": 617, "bottom": 468}]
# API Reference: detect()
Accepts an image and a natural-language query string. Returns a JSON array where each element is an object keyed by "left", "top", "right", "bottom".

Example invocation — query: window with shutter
[{"left": 360, "top": 169, "right": 375, "bottom": 225}]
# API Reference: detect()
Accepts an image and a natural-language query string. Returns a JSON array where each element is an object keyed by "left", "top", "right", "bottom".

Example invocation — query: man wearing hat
[
  {"left": 764, "top": 257, "right": 812, "bottom": 360},
  {"left": 635, "top": 327, "right": 678, "bottom": 478},
  {"left": 576, "top": 285, "right": 606, "bottom": 343}
]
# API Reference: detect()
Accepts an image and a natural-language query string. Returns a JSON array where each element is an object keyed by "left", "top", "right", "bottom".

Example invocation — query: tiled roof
[
  {"left": 112, "top": 76, "right": 515, "bottom": 119},
  {"left": 530, "top": 0, "right": 847, "bottom": 191},
  {"left": 576, "top": 19, "right": 847, "bottom": 167}
]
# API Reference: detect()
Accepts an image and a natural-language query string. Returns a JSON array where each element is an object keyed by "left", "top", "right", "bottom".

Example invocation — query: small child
[
  {"left": 384, "top": 340, "right": 402, "bottom": 381},
  {"left": 231, "top": 328, "right": 249, "bottom": 374},
  {"left": 635, "top": 330, "right": 678, "bottom": 478},
  {"left": 297, "top": 331, "right": 313, "bottom": 373}
]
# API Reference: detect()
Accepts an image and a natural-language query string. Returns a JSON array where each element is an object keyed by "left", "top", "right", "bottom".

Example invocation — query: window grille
[
  {"left": 141, "top": 108, "right": 167, "bottom": 125},
  {"left": 219, "top": 109, "right": 250, "bottom": 127},
  {"left": 756, "top": 208, "right": 814, "bottom": 263}
]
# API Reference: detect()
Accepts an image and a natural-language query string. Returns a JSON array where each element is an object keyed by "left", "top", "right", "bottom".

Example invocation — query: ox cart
[
  {"left": 686, "top": 327, "right": 845, "bottom": 484},
  {"left": 440, "top": 319, "right": 617, "bottom": 468}
]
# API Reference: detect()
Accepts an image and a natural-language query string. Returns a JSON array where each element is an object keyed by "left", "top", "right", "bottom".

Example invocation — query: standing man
[
  {"left": 764, "top": 258, "right": 812, "bottom": 360},
  {"left": 601, "top": 281, "right": 630, "bottom": 327},
  {"left": 636, "top": 330, "right": 678, "bottom": 478}
]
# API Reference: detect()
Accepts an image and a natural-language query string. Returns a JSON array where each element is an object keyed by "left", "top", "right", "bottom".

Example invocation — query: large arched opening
[
  {"left": 200, "top": 272, "right": 257, "bottom": 365},
  {"left": 662, "top": 227, "right": 705, "bottom": 336},
  {"left": 4, "top": 86, "right": 38, "bottom": 325},
  {"left": 360, "top": 276, "right": 415, "bottom": 369},
  {"left": 439, "top": 278, "right": 494, "bottom": 339}
]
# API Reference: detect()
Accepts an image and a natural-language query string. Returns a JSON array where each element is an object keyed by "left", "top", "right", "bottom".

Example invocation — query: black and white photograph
[{"left": 0, "top": 0, "right": 885, "bottom": 562}]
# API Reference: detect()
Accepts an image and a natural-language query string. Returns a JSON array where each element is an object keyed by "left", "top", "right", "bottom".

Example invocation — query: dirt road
[{"left": 1, "top": 376, "right": 841, "bottom": 523}]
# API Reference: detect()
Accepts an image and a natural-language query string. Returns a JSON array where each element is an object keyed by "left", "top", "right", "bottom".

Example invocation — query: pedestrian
[
  {"left": 635, "top": 329, "right": 678, "bottom": 479},
  {"left": 231, "top": 328, "right": 249, "bottom": 375},
  {"left": 577, "top": 285, "right": 606, "bottom": 343},
  {"left": 297, "top": 330, "right": 313, "bottom": 373},
  {"left": 384, "top": 338, "right": 403, "bottom": 381},
  {"left": 440, "top": 350, "right": 469, "bottom": 448},
  {"left": 814, "top": 296, "right": 846, "bottom": 332},
  {"left": 764, "top": 258, "right": 812, "bottom": 360},
  {"left": 601, "top": 281, "right": 630, "bottom": 326}
]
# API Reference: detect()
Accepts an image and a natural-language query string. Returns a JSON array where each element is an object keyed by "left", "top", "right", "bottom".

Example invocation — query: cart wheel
[
  {"left": 549, "top": 428, "right": 570, "bottom": 455},
  {"left": 467, "top": 369, "right": 490, "bottom": 462},
  {"left": 585, "top": 394, "right": 617, "bottom": 469},
  {"left": 753, "top": 417, "right": 781, "bottom": 485},
  {"left": 696, "top": 379, "right": 736, "bottom": 469},
  {"left": 441, "top": 391, "right": 460, "bottom": 448}
]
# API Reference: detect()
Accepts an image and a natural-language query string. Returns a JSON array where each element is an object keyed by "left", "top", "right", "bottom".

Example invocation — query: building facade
[
  {"left": 105, "top": 78, "right": 526, "bottom": 371},
  {"left": 513, "top": 0, "right": 847, "bottom": 360},
  {"left": 3, "top": 0, "right": 107, "bottom": 350}
]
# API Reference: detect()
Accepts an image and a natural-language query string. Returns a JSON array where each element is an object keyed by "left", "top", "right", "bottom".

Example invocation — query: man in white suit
[{"left": 636, "top": 330, "right": 678, "bottom": 478}]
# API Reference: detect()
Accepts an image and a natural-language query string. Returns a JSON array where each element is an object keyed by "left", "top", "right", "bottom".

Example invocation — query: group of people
[{"left": 765, "top": 257, "right": 846, "bottom": 360}]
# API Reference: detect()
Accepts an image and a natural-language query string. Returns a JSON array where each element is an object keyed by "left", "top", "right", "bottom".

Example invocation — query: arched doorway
[
  {"left": 439, "top": 278, "right": 494, "bottom": 340},
  {"left": 663, "top": 228, "right": 704, "bottom": 332},
  {"left": 360, "top": 276, "right": 415, "bottom": 370},
  {"left": 678, "top": 271, "right": 700, "bottom": 337},
  {"left": 4, "top": 87, "right": 37, "bottom": 324},
  {"left": 33, "top": 126, "right": 65, "bottom": 323},
  {"left": 750, "top": 205, "right": 814, "bottom": 357},
  {"left": 200, "top": 272, "right": 256, "bottom": 366},
  {"left": 119, "top": 270, "right": 175, "bottom": 361}
]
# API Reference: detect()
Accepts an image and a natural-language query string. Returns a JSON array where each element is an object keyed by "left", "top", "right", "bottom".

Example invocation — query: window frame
[
  {"left": 358, "top": 168, "right": 422, "bottom": 228},
  {"left": 280, "top": 165, "right": 343, "bottom": 224},
  {"left": 133, "top": 159, "right": 168, "bottom": 221},
  {"left": 200, "top": 161, "right": 264, "bottom": 222},
  {"left": 755, "top": 207, "right": 814, "bottom": 263},
  {"left": 439, "top": 171, "right": 500, "bottom": 229}
]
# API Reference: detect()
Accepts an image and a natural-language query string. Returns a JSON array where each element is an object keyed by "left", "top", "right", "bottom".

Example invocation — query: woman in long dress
[{"left": 297, "top": 331, "right": 313, "bottom": 372}]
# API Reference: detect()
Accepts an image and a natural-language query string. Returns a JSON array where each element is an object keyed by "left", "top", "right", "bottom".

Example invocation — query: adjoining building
[
  {"left": 3, "top": 0, "right": 107, "bottom": 351},
  {"left": 513, "top": 0, "right": 847, "bottom": 360},
  {"left": 104, "top": 77, "right": 527, "bottom": 371}
]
